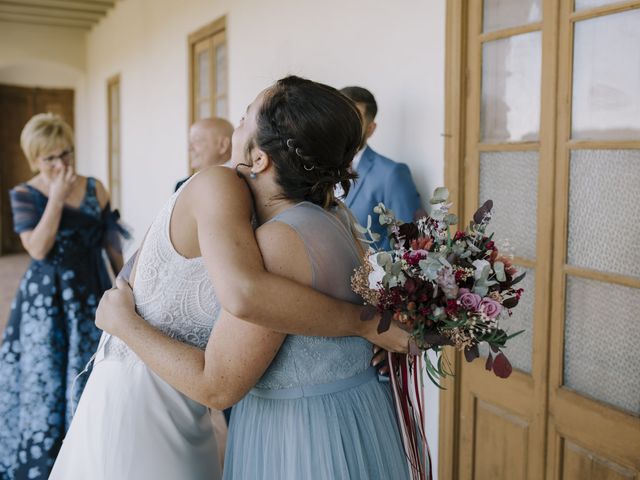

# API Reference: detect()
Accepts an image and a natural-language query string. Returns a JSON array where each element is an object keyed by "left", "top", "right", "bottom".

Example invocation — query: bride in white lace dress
[
  {"left": 49, "top": 155, "right": 410, "bottom": 477},
  {"left": 49, "top": 176, "right": 223, "bottom": 479}
]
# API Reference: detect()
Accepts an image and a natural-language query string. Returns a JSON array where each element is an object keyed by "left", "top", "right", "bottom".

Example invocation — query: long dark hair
[{"left": 251, "top": 76, "right": 362, "bottom": 208}]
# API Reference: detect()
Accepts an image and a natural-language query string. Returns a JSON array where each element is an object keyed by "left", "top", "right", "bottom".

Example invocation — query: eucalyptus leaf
[
  {"left": 466, "top": 241, "right": 482, "bottom": 253},
  {"left": 494, "top": 261, "right": 506, "bottom": 282},
  {"left": 377, "top": 252, "right": 392, "bottom": 267},
  {"left": 444, "top": 213, "right": 458, "bottom": 225},
  {"left": 391, "top": 261, "right": 403, "bottom": 276},
  {"left": 354, "top": 223, "right": 368, "bottom": 234},
  {"left": 430, "top": 187, "right": 450, "bottom": 205}
]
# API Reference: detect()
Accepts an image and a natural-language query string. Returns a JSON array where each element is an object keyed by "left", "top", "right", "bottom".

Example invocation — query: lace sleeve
[
  {"left": 9, "top": 187, "right": 40, "bottom": 234},
  {"left": 102, "top": 203, "right": 132, "bottom": 254}
]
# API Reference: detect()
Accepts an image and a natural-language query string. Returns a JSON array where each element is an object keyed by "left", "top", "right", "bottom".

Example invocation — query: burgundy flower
[
  {"left": 445, "top": 299, "right": 459, "bottom": 316},
  {"left": 485, "top": 240, "right": 495, "bottom": 250},
  {"left": 404, "top": 277, "right": 416, "bottom": 294},
  {"left": 454, "top": 231, "right": 465, "bottom": 241},
  {"left": 403, "top": 250, "right": 427, "bottom": 266},
  {"left": 395, "top": 222, "right": 420, "bottom": 248}
]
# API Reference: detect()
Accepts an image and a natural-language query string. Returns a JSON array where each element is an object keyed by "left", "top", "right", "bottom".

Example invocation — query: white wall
[
  {"left": 0, "top": 22, "right": 88, "bottom": 169},
  {"left": 84, "top": 1, "right": 445, "bottom": 473}
]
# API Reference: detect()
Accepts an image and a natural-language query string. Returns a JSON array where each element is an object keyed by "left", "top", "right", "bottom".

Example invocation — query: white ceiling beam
[
  {"left": 0, "top": 12, "right": 93, "bottom": 28},
  {"left": 0, "top": 3, "right": 103, "bottom": 20},
  {"left": 0, "top": 0, "right": 113, "bottom": 14}
]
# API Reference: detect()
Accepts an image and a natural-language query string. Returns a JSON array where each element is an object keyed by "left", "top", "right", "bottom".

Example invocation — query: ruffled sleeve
[
  {"left": 9, "top": 186, "right": 41, "bottom": 234},
  {"left": 101, "top": 203, "right": 132, "bottom": 254}
]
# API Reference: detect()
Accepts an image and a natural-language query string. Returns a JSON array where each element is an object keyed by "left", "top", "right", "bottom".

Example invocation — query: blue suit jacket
[{"left": 345, "top": 146, "right": 421, "bottom": 250}]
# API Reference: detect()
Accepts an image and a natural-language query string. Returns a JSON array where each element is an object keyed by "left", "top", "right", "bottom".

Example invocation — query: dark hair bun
[{"left": 254, "top": 76, "right": 362, "bottom": 208}]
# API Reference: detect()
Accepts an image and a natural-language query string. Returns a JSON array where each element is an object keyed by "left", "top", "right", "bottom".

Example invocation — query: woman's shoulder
[
  {"left": 255, "top": 221, "right": 312, "bottom": 286},
  {"left": 87, "top": 176, "right": 110, "bottom": 209},
  {"left": 10, "top": 183, "right": 30, "bottom": 194},
  {"left": 9, "top": 181, "right": 37, "bottom": 201},
  {"left": 191, "top": 165, "right": 246, "bottom": 186},
  {"left": 186, "top": 166, "right": 252, "bottom": 204}
]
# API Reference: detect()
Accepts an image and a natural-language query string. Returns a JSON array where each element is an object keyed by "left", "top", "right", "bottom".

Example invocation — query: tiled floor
[{"left": 0, "top": 253, "right": 29, "bottom": 336}]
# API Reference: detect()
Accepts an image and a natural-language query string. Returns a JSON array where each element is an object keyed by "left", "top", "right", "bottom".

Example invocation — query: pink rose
[
  {"left": 479, "top": 298, "right": 502, "bottom": 319},
  {"left": 458, "top": 289, "right": 481, "bottom": 310}
]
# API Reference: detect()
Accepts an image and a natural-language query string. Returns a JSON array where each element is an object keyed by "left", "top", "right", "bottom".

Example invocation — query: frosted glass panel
[
  {"left": 479, "top": 151, "right": 538, "bottom": 259},
  {"left": 479, "top": 268, "right": 535, "bottom": 374},
  {"left": 215, "top": 44, "right": 227, "bottom": 94},
  {"left": 481, "top": 32, "right": 542, "bottom": 143},
  {"left": 575, "top": 0, "right": 627, "bottom": 10},
  {"left": 483, "top": 0, "right": 542, "bottom": 32},
  {"left": 572, "top": 9, "right": 640, "bottom": 140},
  {"left": 198, "top": 100, "right": 210, "bottom": 120},
  {"left": 567, "top": 150, "right": 640, "bottom": 278},
  {"left": 197, "top": 50, "right": 209, "bottom": 99},
  {"left": 564, "top": 276, "right": 640, "bottom": 415},
  {"left": 216, "top": 97, "right": 227, "bottom": 117}
]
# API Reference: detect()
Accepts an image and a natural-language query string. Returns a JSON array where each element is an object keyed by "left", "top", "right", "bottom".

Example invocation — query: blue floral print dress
[{"left": 0, "top": 177, "right": 129, "bottom": 480}]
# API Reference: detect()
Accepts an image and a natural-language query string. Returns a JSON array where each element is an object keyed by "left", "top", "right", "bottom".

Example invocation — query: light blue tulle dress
[{"left": 224, "top": 202, "right": 410, "bottom": 480}]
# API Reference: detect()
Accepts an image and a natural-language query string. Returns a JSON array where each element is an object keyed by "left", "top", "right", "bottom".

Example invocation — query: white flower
[{"left": 367, "top": 253, "right": 386, "bottom": 289}]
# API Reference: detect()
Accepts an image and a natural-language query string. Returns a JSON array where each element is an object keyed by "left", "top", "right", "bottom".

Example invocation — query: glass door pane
[
  {"left": 483, "top": 0, "right": 542, "bottom": 32},
  {"left": 481, "top": 31, "right": 542, "bottom": 143},
  {"left": 572, "top": 9, "right": 640, "bottom": 140}
]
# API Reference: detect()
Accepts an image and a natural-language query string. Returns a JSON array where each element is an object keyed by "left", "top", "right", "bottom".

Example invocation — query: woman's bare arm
[
  {"left": 18, "top": 168, "right": 78, "bottom": 260},
  {"left": 95, "top": 220, "right": 315, "bottom": 409},
  {"left": 186, "top": 167, "right": 407, "bottom": 352}
]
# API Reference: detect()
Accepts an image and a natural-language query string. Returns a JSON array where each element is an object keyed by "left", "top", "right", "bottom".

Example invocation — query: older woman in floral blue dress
[{"left": 0, "top": 113, "right": 128, "bottom": 480}]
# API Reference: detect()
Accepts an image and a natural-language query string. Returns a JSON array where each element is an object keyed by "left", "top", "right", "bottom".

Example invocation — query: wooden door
[
  {"left": 0, "top": 84, "right": 74, "bottom": 255},
  {"left": 442, "top": 1, "right": 640, "bottom": 479},
  {"left": 456, "top": 1, "right": 555, "bottom": 478},
  {"left": 546, "top": 1, "right": 640, "bottom": 478}
]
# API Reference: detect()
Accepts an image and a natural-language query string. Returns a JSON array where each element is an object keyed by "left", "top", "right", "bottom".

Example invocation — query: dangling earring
[{"left": 235, "top": 162, "right": 257, "bottom": 180}]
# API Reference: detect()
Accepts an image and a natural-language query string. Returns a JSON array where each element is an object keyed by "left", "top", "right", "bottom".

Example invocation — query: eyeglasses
[{"left": 42, "top": 148, "right": 74, "bottom": 164}]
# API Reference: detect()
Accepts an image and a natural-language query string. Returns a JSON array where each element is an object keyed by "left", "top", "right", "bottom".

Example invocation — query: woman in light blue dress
[
  {"left": 223, "top": 201, "right": 409, "bottom": 479},
  {"left": 94, "top": 76, "right": 410, "bottom": 479}
]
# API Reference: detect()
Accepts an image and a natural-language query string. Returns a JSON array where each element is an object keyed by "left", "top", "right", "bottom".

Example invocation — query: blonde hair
[{"left": 20, "top": 113, "right": 74, "bottom": 171}]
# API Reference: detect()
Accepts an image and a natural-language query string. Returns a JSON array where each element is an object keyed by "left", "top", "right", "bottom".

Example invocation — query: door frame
[{"left": 439, "top": 1, "right": 467, "bottom": 478}]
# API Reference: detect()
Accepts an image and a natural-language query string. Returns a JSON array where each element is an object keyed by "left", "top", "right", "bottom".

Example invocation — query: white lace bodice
[{"left": 104, "top": 183, "right": 219, "bottom": 361}]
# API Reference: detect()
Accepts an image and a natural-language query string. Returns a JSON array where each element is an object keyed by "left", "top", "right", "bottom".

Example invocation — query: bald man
[{"left": 174, "top": 117, "right": 234, "bottom": 191}]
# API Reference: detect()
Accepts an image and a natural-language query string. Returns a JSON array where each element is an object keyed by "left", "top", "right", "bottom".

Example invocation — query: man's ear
[
  {"left": 219, "top": 136, "right": 231, "bottom": 155},
  {"left": 365, "top": 121, "right": 377, "bottom": 141}
]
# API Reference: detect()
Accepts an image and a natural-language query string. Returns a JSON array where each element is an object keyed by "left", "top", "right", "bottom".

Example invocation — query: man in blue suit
[{"left": 340, "top": 86, "right": 422, "bottom": 250}]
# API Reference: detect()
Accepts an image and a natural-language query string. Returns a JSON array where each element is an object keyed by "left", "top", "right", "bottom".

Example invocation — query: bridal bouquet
[{"left": 351, "top": 187, "right": 525, "bottom": 480}]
